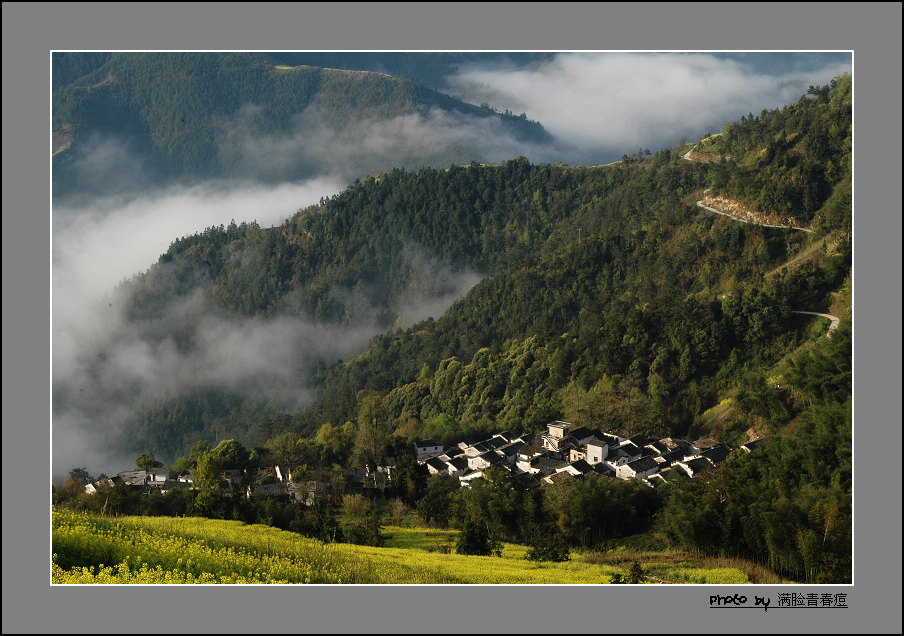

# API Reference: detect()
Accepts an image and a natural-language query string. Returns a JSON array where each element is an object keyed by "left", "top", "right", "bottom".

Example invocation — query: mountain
[
  {"left": 57, "top": 75, "right": 851, "bottom": 461},
  {"left": 260, "top": 52, "right": 555, "bottom": 90},
  {"left": 51, "top": 52, "right": 552, "bottom": 199}
]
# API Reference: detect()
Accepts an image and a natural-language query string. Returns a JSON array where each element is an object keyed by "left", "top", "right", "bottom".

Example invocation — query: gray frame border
[{"left": 4, "top": 2, "right": 901, "bottom": 634}]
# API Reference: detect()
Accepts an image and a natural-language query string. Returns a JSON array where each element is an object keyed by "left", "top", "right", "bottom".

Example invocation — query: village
[{"left": 82, "top": 420, "right": 767, "bottom": 503}]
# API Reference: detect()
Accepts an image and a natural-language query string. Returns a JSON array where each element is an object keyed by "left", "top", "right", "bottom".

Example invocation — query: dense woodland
[{"left": 55, "top": 68, "right": 852, "bottom": 583}]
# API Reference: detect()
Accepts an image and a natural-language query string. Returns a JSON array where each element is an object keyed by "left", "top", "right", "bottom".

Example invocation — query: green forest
[{"left": 55, "top": 71, "right": 852, "bottom": 584}]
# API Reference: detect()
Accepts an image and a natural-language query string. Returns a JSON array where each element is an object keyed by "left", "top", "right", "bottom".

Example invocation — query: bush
[
  {"left": 626, "top": 560, "right": 646, "bottom": 584},
  {"left": 526, "top": 526, "right": 570, "bottom": 562},
  {"left": 456, "top": 521, "right": 501, "bottom": 557}
]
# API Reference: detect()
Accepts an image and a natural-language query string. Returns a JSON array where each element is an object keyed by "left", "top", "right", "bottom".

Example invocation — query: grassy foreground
[{"left": 52, "top": 510, "right": 749, "bottom": 584}]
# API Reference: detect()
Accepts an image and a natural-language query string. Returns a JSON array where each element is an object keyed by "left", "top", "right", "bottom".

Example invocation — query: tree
[
  {"left": 526, "top": 524, "right": 570, "bottom": 562},
  {"left": 211, "top": 439, "right": 250, "bottom": 469},
  {"left": 340, "top": 494, "right": 384, "bottom": 547},
  {"left": 392, "top": 451, "right": 427, "bottom": 506},
  {"left": 192, "top": 451, "right": 224, "bottom": 518},
  {"left": 68, "top": 467, "right": 93, "bottom": 486},
  {"left": 135, "top": 452, "right": 163, "bottom": 472},
  {"left": 626, "top": 560, "right": 646, "bottom": 584},
  {"left": 456, "top": 520, "right": 501, "bottom": 557},
  {"left": 352, "top": 392, "right": 388, "bottom": 470},
  {"left": 416, "top": 473, "right": 460, "bottom": 527}
]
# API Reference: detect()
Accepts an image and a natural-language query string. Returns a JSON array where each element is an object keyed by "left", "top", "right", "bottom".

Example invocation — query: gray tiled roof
[
  {"left": 627, "top": 456, "right": 660, "bottom": 472},
  {"left": 532, "top": 456, "right": 568, "bottom": 476},
  {"left": 702, "top": 445, "right": 732, "bottom": 465},
  {"left": 447, "top": 456, "right": 469, "bottom": 470}
]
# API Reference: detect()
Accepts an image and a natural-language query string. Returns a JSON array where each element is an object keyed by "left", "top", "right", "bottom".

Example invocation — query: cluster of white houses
[
  {"left": 415, "top": 420, "right": 764, "bottom": 489},
  {"left": 83, "top": 421, "right": 766, "bottom": 500},
  {"left": 84, "top": 463, "right": 386, "bottom": 505}
]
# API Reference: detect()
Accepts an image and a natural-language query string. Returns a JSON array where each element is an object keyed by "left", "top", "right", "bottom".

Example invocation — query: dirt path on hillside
[
  {"left": 683, "top": 143, "right": 812, "bottom": 232},
  {"left": 765, "top": 236, "right": 828, "bottom": 277},
  {"left": 696, "top": 201, "right": 813, "bottom": 233}
]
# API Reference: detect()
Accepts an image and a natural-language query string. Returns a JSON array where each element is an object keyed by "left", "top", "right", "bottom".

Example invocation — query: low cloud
[
  {"left": 52, "top": 176, "right": 484, "bottom": 475},
  {"left": 215, "top": 102, "right": 560, "bottom": 182},
  {"left": 445, "top": 52, "right": 851, "bottom": 164}
]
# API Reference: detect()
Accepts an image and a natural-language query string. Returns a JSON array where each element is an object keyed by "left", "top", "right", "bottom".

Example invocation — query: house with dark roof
[
  {"left": 565, "top": 459, "right": 594, "bottom": 476},
  {"left": 425, "top": 456, "right": 448, "bottom": 475},
  {"left": 468, "top": 451, "right": 504, "bottom": 471},
  {"left": 496, "top": 443, "right": 522, "bottom": 465},
  {"left": 616, "top": 455, "right": 660, "bottom": 480},
  {"left": 654, "top": 449, "right": 686, "bottom": 466},
  {"left": 415, "top": 440, "right": 444, "bottom": 459},
  {"left": 527, "top": 456, "right": 569, "bottom": 478},
  {"left": 439, "top": 447, "right": 464, "bottom": 460},
  {"left": 569, "top": 427, "right": 596, "bottom": 444},
  {"left": 615, "top": 442, "right": 643, "bottom": 461},
  {"left": 600, "top": 432, "right": 625, "bottom": 447},
  {"left": 464, "top": 441, "right": 492, "bottom": 457},
  {"left": 658, "top": 437, "right": 690, "bottom": 453},
  {"left": 701, "top": 445, "right": 732, "bottom": 467},
  {"left": 146, "top": 468, "right": 170, "bottom": 486},
  {"left": 117, "top": 470, "right": 149, "bottom": 491},
  {"left": 675, "top": 457, "right": 714, "bottom": 478},
  {"left": 446, "top": 456, "right": 470, "bottom": 476},
  {"left": 627, "top": 434, "right": 651, "bottom": 448},
  {"left": 591, "top": 462, "right": 617, "bottom": 478}
]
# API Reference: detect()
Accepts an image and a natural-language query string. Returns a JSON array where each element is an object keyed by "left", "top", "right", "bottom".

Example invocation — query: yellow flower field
[{"left": 52, "top": 510, "right": 748, "bottom": 584}]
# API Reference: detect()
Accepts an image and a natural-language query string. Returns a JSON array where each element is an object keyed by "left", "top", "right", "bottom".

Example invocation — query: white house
[
  {"left": 84, "top": 478, "right": 115, "bottom": 494},
  {"left": 425, "top": 456, "right": 448, "bottom": 475},
  {"left": 542, "top": 421, "right": 573, "bottom": 454},
  {"left": 616, "top": 456, "right": 660, "bottom": 480},
  {"left": 584, "top": 437, "right": 608, "bottom": 465},
  {"left": 674, "top": 457, "right": 714, "bottom": 478},
  {"left": 415, "top": 440, "right": 444, "bottom": 459},
  {"left": 446, "top": 456, "right": 469, "bottom": 476}
]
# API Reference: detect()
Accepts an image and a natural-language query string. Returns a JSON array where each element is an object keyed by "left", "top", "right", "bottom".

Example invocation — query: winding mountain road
[
  {"left": 683, "top": 143, "right": 812, "bottom": 233},
  {"left": 696, "top": 200, "right": 813, "bottom": 233},
  {"left": 684, "top": 141, "right": 838, "bottom": 338},
  {"left": 792, "top": 311, "right": 840, "bottom": 337}
]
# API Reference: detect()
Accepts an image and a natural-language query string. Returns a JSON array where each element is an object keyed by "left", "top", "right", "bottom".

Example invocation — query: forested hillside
[
  {"left": 89, "top": 77, "right": 852, "bottom": 463},
  {"left": 51, "top": 52, "right": 549, "bottom": 197},
  {"left": 694, "top": 75, "right": 851, "bottom": 233}
]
